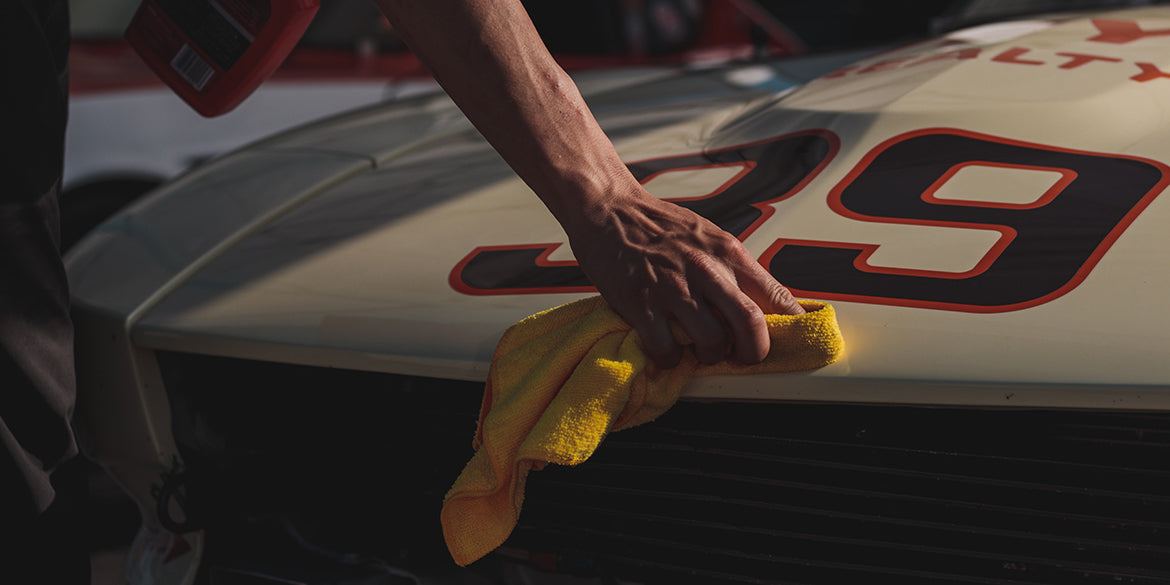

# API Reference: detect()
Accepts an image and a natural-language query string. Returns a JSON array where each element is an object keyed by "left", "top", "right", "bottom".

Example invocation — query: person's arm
[{"left": 374, "top": 0, "right": 804, "bottom": 368}]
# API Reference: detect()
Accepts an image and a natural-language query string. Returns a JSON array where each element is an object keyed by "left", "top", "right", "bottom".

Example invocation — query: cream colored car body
[{"left": 66, "top": 7, "right": 1170, "bottom": 583}]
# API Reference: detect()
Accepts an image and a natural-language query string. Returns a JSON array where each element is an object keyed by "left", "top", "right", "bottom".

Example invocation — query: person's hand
[{"left": 566, "top": 186, "right": 805, "bottom": 369}]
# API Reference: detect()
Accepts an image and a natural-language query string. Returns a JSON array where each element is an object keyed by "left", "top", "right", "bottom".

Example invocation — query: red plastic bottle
[{"left": 124, "top": 0, "right": 320, "bottom": 117}]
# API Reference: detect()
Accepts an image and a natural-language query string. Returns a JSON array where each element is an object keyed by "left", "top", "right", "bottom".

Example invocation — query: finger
[
  {"left": 700, "top": 277, "right": 770, "bottom": 364},
  {"left": 736, "top": 256, "right": 805, "bottom": 316},
  {"left": 683, "top": 251, "right": 770, "bottom": 364},
  {"left": 627, "top": 306, "right": 683, "bottom": 369},
  {"left": 669, "top": 296, "right": 730, "bottom": 365}
]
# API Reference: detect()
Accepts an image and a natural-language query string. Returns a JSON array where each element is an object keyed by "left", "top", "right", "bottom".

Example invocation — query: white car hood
[{"left": 67, "top": 9, "right": 1170, "bottom": 406}]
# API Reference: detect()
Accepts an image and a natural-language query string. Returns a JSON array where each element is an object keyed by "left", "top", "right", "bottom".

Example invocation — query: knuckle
[
  {"left": 683, "top": 248, "right": 719, "bottom": 277},
  {"left": 732, "top": 305, "right": 770, "bottom": 364},
  {"left": 728, "top": 295, "right": 766, "bottom": 325},
  {"left": 769, "top": 283, "right": 804, "bottom": 314},
  {"left": 666, "top": 291, "right": 702, "bottom": 317},
  {"left": 717, "top": 236, "right": 755, "bottom": 263}
]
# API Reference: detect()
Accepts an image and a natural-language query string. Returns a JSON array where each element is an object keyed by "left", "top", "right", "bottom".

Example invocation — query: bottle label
[{"left": 131, "top": 0, "right": 271, "bottom": 92}]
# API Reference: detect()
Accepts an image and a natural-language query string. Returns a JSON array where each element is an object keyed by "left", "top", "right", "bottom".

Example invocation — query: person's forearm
[{"left": 374, "top": 0, "right": 632, "bottom": 229}]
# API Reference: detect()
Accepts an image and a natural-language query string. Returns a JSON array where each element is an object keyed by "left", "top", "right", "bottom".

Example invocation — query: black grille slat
[
  {"left": 588, "top": 441, "right": 1170, "bottom": 505},
  {"left": 1053, "top": 420, "right": 1170, "bottom": 443},
  {"left": 639, "top": 425, "right": 1170, "bottom": 478},
  {"left": 524, "top": 527, "right": 1036, "bottom": 585}
]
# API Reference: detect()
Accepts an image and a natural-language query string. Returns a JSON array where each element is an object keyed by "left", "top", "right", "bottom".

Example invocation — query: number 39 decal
[{"left": 450, "top": 128, "right": 1168, "bottom": 312}]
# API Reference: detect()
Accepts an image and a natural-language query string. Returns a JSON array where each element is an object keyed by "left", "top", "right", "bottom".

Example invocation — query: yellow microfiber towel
[{"left": 440, "top": 295, "right": 844, "bottom": 566}]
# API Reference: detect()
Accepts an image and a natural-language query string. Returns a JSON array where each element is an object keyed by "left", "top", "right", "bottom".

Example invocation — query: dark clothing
[
  {"left": 0, "top": 0, "right": 87, "bottom": 581},
  {"left": 0, "top": 181, "right": 76, "bottom": 516},
  {"left": 1, "top": 0, "right": 78, "bottom": 517},
  {"left": 3, "top": 0, "right": 71, "bottom": 201}
]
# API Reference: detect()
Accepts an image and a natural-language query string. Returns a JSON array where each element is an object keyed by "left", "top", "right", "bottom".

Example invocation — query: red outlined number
[
  {"left": 450, "top": 130, "right": 838, "bottom": 295},
  {"left": 761, "top": 128, "right": 1169, "bottom": 312},
  {"left": 451, "top": 127, "right": 1166, "bottom": 312}
]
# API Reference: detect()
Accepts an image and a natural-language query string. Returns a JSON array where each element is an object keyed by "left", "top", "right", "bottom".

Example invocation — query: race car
[{"left": 66, "top": 2, "right": 1170, "bottom": 584}]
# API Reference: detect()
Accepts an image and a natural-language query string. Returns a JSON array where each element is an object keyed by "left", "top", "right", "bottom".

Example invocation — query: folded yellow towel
[{"left": 440, "top": 295, "right": 844, "bottom": 566}]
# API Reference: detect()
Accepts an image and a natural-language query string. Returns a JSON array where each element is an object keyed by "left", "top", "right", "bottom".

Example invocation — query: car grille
[
  {"left": 156, "top": 353, "right": 1170, "bottom": 584},
  {"left": 511, "top": 403, "right": 1170, "bottom": 584}
]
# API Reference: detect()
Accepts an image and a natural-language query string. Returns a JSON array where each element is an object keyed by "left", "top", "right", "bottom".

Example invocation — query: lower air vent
[{"left": 509, "top": 403, "right": 1170, "bottom": 585}]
